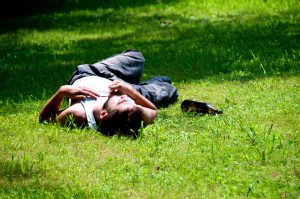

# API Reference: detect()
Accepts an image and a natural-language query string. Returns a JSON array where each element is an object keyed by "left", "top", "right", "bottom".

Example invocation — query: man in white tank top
[{"left": 39, "top": 49, "right": 178, "bottom": 136}]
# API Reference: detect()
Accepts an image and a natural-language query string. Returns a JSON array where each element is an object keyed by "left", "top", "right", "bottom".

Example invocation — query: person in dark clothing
[{"left": 39, "top": 49, "right": 178, "bottom": 135}]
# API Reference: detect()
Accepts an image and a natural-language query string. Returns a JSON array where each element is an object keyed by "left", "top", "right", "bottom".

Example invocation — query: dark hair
[{"left": 98, "top": 97, "right": 143, "bottom": 136}]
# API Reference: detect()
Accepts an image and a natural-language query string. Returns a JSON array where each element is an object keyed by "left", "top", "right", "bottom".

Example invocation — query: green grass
[{"left": 0, "top": 0, "right": 299, "bottom": 198}]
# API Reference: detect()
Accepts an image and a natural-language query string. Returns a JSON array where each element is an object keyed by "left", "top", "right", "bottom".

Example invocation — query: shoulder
[{"left": 58, "top": 103, "right": 87, "bottom": 125}]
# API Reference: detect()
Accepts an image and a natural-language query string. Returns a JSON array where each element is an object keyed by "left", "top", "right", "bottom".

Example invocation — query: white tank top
[
  {"left": 72, "top": 76, "right": 112, "bottom": 94},
  {"left": 71, "top": 76, "right": 112, "bottom": 130},
  {"left": 71, "top": 76, "right": 135, "bottom": 130}
]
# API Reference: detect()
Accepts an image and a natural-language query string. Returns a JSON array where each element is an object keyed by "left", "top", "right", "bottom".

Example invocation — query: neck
[{"left": 93, "top": 100, "right": 105, "bottom": 124}]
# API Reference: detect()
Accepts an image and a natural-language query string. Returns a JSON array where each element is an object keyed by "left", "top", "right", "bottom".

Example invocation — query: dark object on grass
[{"left": 181, "top": 100, "right": 223, "bottom": 115}]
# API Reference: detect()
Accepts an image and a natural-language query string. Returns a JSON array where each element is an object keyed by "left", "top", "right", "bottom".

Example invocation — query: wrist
[
  {"left": 57, "top": 86, "right": 67, "bottom": 98},
  {"left": 129, "top": 90, "right": 139, "bottom": 101}
]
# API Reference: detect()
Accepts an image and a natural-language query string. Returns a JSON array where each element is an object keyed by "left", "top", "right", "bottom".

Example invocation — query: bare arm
[
  {"left": 135, "top": 105, "right": 157, "bottom": 125},
  {"left": 108, "top": 80, "right": 157, "bottom": 124},
  {"left": 39, "top": 85, "right": 99, "bottom": 123}
]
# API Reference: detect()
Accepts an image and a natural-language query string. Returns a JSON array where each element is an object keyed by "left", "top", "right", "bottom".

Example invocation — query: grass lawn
[{"left": 0, "top": 0, "right": 299, "bottom": 198}]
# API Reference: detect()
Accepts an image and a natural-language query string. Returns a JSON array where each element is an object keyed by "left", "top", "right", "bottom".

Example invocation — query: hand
[
  {"left": 109, "top": 80, "right": 135, "bottom": 96},
  {"left": 109, "top": 80, "right": 157, "bottom": 115},
  {"left": 59, "top": 85, "right": 99, "bottom": 100}
]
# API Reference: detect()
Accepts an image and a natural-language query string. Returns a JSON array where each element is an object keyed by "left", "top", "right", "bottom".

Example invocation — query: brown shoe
[{"left": 181, "top": 100, "right": 223, "bottom": 115}]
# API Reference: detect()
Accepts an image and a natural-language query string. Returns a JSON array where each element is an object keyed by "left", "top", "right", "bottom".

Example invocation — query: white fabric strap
[{"left": 80, "top": 98, "right": 98, "bottom": 130}]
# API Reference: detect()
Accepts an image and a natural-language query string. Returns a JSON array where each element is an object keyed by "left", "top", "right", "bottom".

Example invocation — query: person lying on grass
[{"left": 39, "top": 49, "right": 178, "bottom": 136}]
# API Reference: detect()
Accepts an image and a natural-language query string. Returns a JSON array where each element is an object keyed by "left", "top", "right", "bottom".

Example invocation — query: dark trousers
[{"left": 68, "top": 49, "right": 178, "bottom": 107}]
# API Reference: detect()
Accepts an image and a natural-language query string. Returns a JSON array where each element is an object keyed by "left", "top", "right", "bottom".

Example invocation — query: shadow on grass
[
  {"left": 0, "top": 180, "right": 92, "bottom": 198},
  {"left": 0, "top": 0, "right": 178, "bottom": 20},
  {"left": 0, "top": 155, "right": 46, "bottom": 182},
  {"left": 0, "top": 5, "right": 299, "bottom": 103}
]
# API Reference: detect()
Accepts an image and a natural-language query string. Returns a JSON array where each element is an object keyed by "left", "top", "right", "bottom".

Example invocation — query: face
[{"left": 106, "top": 94, "right": 136, "bottom": 112}]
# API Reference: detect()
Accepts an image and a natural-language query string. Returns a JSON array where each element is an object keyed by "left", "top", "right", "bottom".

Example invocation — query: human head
[{"left": 97, "top": 95, "right": 143, "bottom": 136}]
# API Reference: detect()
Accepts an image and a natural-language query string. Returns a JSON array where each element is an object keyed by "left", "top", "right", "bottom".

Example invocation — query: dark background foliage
[{"left": 0, "top": 0, "right": 299, "bottom": 102}]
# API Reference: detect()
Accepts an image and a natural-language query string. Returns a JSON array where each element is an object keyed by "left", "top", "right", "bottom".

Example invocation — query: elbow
[
  {"left": 153, "top": 109, "right": 158, "bottom": 119},
  {"left": 39, "top": 115, "right": 49, "bottom": 124},
  {"left": 39, "top": 110, "right": 57, "bottom": 124},
  {"left": 39, "top": 113, "right": 52, "bottom": 124},
  {"left": 148, "top": 109, "right": 157, "bottom": 124},
  {"left": 39, "top": 116, "right": 44, "bottom": 123},
  {"left": 39, "top": 111, "right": 47, "bottom": 123}
]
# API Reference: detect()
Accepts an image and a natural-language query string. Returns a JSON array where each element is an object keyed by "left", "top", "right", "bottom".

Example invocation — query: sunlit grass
[{"left": 0, "top": 0, "right": 299, "bottom": 198}]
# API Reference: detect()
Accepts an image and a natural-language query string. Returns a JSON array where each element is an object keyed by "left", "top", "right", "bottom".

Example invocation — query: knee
[{"left": 122, "top": 49, "right": 145, "bottom": 63}]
